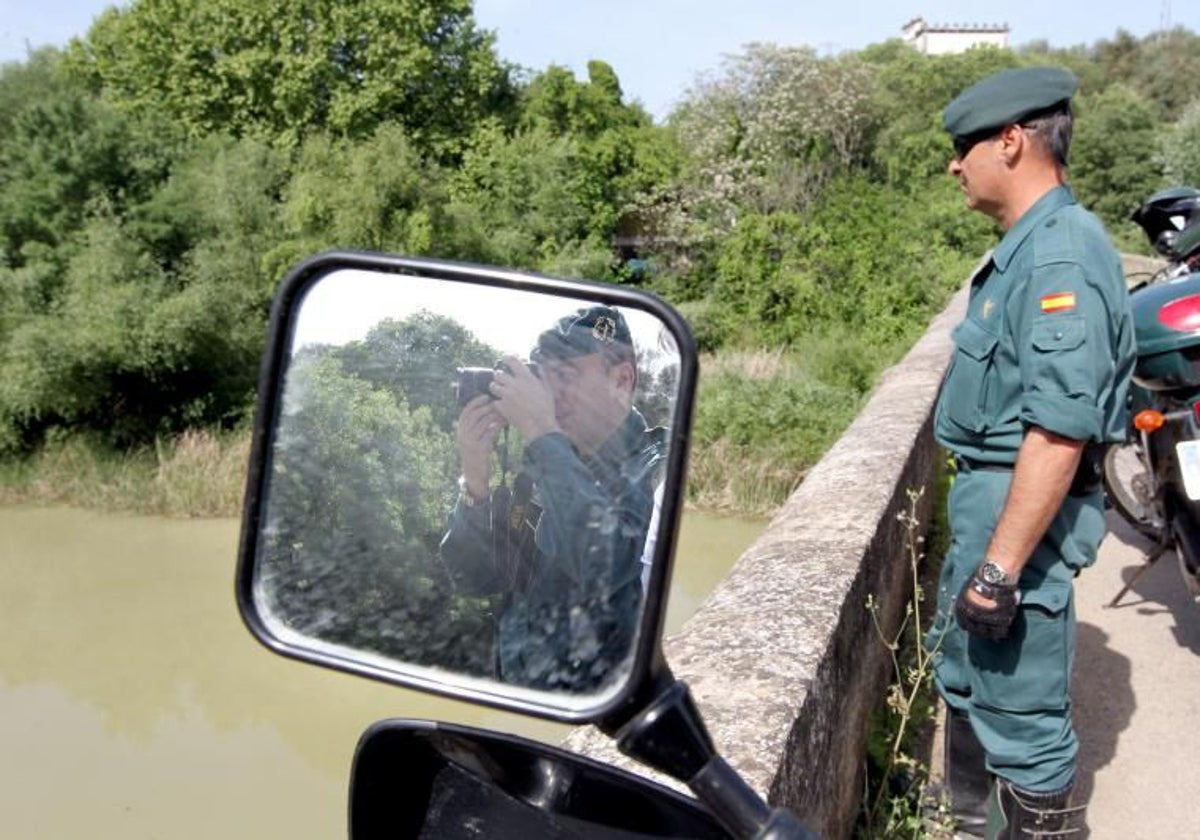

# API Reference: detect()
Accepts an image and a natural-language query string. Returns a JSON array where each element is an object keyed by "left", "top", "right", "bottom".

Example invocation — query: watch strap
[{"left": 458, "top": 476, "right": 488, "bottom": 508}]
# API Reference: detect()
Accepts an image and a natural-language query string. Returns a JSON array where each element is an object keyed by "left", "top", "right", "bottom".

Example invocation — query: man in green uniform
[
  {"left": 441, "top": 306, "right": 666, "bottom": 692},
  {"left": 926, "top": 67, "right": 1136, "bottom": 838}
]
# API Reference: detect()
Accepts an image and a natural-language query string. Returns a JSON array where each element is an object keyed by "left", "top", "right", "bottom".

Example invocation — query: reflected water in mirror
[{"left": 253, "top": 268, "right": 681, "bottom": 699}]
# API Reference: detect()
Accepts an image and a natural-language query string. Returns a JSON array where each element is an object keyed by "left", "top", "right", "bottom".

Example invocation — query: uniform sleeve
[
  {"left": 439, "top": 498, "right": 504, "bottom": 595},
  {"left": 1016, "top": 259, "right": 1114, "bottom": 441}
]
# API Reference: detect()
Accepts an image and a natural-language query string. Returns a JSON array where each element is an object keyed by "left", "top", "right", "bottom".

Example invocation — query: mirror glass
[{"left": 251, "top": 267, "right": 681, "bottom": 705}]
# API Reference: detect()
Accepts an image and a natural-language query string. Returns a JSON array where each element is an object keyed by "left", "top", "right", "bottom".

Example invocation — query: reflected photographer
[{"left": 440, "top": 306, "right": 666, "bottom": 692}]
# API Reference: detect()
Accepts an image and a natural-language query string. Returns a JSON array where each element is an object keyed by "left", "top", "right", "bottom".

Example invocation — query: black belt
[
  {"left": 953, "top": 455, "right": 1013, "bottom": 473},
  {"left": 953, "top": 447, "right": 1103, "bottom": 497}
]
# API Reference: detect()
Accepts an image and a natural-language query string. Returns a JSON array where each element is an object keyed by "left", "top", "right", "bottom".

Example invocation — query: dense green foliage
[
  {"left": 66, "top": 0, "right": 516, "bottom": 154},
  {"left": 261, "top": 319, "right": 495, "bottom": 671},
  {"left": 1, "top": 3, "right": 1198, "bottom": 512}
]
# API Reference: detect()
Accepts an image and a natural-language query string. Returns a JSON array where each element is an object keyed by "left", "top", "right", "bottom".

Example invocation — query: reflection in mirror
[{"left": 253, "top": 269, "right": 680, "bottom": 700}]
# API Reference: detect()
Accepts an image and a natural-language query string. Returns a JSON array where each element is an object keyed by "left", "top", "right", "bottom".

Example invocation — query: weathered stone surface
[
  {"left": 567, "top": 286, "right": 970, "bottom": 837},
  {"left": 1121, "top": 253, "right": 1166, "bottom": 288}
]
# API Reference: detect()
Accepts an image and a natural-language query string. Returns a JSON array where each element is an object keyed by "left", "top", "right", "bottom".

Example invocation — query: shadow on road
[
  {"left": 1070, "top": 622, "right": 1131, "bottom": 836},
  {"left": 1102, "top": 513, "right": 1200, "bottom": 656}
]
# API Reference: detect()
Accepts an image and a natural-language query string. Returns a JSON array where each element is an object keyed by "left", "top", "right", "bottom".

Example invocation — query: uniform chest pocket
[
  {"left": 942, "top": 317, "right": 1000, "bottom": 433},
  {"left": 1030, "top": 315, "right": 1089, "bottom": 396},
  {"left": 1031, "top": 315, "right": 1085, "bottom": 352}
]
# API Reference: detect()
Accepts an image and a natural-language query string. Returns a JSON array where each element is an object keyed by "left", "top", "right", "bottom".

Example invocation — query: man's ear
[
  {"left": 997, "top": 124, "right": 1026, "bottom": 165},
  {"left": 613, "top": 359, "right": 637, "bottom": 394}
]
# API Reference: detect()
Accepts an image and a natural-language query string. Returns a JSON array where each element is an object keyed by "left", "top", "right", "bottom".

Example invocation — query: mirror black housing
[
  {"left": 350, "top": 719, "right": 728, "bottom": 838},
  {"left": 235, "top": 251, "right": 697, "bottom": 726}
]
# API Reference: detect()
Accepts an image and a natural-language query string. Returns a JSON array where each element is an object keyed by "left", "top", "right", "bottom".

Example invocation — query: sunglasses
[{"left": 952, "top": 130, "right": 1001, "bottom": 160}]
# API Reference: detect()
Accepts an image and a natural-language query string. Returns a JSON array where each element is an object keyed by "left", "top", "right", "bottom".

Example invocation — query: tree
[
  {"left": 0, "top": 212, "right": 171, "bottom": 450},
  {"left": 861, "top": 42, "right": 1019, "bottom": 185},
  {"left": 0, "top": 65, "right": 133, "bottom": 264},
  {"left": 520, "top": 61, "right": 648, "bottom": 138},
  {"left": 0, "top": 48, "right": 74, "bottom": 137},
  {"left": 258, "top": 350, "right": 492, "bottom": 670},
  {"left": 336, "top": 311, "right": 500, "bottom": 433},
  {"left": 277, "top": 124, "right": 448, "bottom": 258},
  {"left": 492, "top": 62, "right": 676, "bottom": 277},
  {"left": 1128, "top": 28, "right": 1200, "bottom": 122},
  {"left": 446, "top": 121, "right": 600, "bottom": 269},
  {"left": 66, "top": 0, "right": 516, "bottom": 153},
  {"left": 1071, "top": 84, "right": 1164, "bottom": 235},
  {"left": 1160, "top": 98, "right": 1200, "bottom": 186},
  {"left": 670, "top": 43, "right": 876, "bottom": 220},
  {"left": 1091, "top": 29, "right": 1142, "bottom": 87},
  {"left": 0, "top": 133, "right": 289, "bottom": 452}
]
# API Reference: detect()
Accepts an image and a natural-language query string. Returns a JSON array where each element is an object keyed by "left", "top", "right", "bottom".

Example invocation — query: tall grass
[
  {"left": 687, "top": 329, "right": 905, "bottom": 516},
  {"left": 0, "top": 429, "right": 251, "bottom": 518}
]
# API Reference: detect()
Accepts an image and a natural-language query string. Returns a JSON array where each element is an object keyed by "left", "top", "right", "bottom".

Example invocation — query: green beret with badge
[
  {"left": 943, "top": 66, "right": 1079, "bottom": 142},
  {"left": 531, "top": 305, "right": 633, "bottom": 362}
]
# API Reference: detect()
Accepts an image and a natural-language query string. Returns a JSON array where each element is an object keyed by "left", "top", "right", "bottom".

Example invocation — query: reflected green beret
[
  {"left": 531, "top": 305, "right": 633, "bottom": 362},
  {"left": 943, "top": 67, "right": 1078, "bottom": 140}
]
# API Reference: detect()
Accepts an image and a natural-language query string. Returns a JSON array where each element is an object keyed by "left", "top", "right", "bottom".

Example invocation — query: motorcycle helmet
[{"left": 1131, "top": 186, "right": 1200, "bottom": 258}]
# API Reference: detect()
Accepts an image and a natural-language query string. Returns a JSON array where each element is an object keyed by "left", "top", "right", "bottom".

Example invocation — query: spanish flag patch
[{"left": 1040, "top": 292, "right": 1077, "bottom": 313}]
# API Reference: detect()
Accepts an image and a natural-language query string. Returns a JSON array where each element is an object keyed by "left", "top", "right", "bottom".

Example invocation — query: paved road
[{"left": 1072, "top": 511, "right": 1200, "bottom": 838}]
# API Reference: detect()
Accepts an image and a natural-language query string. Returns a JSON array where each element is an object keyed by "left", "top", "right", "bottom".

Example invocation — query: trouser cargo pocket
[{"left": 968, "top": 581, "right": 1073, "bottom": 712}]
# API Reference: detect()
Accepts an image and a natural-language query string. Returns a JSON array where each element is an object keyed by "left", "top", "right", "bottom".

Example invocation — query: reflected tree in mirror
[
  {"left": 253, "top": 270, "right": 681, "bottom": 698},
  {"left": 258, "top": 310, "right": 501, "bottom": 675}
]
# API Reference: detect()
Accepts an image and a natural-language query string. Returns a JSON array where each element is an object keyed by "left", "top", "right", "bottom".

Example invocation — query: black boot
[
  {"left": 942, "top": 707, "right": 991, "bottom": 838},
  {"left": 985, "top": 777, "right": 1086, "bottom": 838}
]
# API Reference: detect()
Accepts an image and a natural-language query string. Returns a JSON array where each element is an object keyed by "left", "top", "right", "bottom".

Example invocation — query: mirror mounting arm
[{"left": 605, "top": 678, "right": 819, "bottom": 839}]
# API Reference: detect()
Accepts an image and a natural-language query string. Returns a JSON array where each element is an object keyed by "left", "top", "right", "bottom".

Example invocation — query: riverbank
[
  {"left": 0, "top": 429, "right": 249, "bottom": 517},
  {"left": 0, "top": 345, "right": 881, "bottom": 519}
]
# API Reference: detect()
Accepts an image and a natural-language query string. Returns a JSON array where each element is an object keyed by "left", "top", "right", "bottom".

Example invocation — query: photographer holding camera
[{"left": 440, "top": 305, "right": 666, "bottom": 692}]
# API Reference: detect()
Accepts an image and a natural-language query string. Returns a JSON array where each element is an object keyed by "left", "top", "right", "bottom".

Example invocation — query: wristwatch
[
  {"left": 458, "top": 476, "right": 487, "bottom": 508},
  {"left": 978, "top": 560, "right": 1015, "bottom": 587}
]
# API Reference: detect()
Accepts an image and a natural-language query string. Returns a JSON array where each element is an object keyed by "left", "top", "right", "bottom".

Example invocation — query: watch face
[{"left": 980, "top": 562, "right": 1008, "bottom": 585}]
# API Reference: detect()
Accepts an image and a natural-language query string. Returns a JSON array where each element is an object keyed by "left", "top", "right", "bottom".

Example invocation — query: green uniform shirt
[{"left": 935, "top": 185, "right": 1136, "bottom": 463}]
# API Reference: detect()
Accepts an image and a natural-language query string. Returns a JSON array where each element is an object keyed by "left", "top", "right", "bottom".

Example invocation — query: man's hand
[
  {"left": 457, "top": 395, "right": 505, "bottom": 502},
  {"left": 954, "top": 567, "right": 1021, "bottom": 641},
  {"left": 489, "top": 356, "right": 560, "bottom": 442}
]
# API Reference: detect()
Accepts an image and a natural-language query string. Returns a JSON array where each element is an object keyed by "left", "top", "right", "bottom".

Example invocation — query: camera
[
  {"left": 455, "top": 367, "right": 495, "bottom": 409},
  {"left": 455, "top": 361, "right": 540, "bottom": 409}
]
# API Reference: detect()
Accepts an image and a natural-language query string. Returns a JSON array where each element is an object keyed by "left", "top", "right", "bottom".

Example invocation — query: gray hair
[{"left": 1020, "top": 104, "right": 1073, "bottom": 168}]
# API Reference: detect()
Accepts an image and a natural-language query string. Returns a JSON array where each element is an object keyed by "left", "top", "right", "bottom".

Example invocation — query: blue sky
[{"left": 2, "top": 1, "right": 1197, "bottom": 121}]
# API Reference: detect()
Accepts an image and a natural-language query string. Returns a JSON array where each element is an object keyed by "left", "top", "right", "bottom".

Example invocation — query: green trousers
[{"left": 925, "top": 466, "right": 1105, "bottom": 791}]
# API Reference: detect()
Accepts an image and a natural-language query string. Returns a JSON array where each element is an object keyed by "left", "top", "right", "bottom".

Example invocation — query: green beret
[
  {"left": 531, "top": 305, "right": 633, "bottom": 362},
  {"left": 943, "top": 67, "right": 1078, "bottom": 140}
]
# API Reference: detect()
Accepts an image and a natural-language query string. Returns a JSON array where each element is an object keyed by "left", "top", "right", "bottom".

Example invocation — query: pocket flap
[
  {"left": 1032, "top": 315, "right": 1085, "bottom": 352},
  {"left": 953, "top": 317, "right": 999, "bottom": 361},
  {"left": 1020, "top": 580, "right": 1070, "bottom": 615}
]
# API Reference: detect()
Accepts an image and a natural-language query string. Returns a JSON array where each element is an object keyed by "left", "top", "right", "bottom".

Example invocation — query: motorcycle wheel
[
  {"left": 1102, "top": 441, "right": 1163, "bottom": 540},
  {"left": 1176, "top": 550, "right": 1200, "bottom": 602},
  {"left": 1172, "top": 508, "right": 1200, "bottom": 602}
]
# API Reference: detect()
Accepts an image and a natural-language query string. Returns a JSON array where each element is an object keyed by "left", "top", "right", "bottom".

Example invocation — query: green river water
[{"left": 0, "top": 506, "right": 763, "bottom": 839}]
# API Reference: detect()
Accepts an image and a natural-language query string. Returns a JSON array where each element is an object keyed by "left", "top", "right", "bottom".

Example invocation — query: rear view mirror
[{"left": 236, "top": 253, "right": 696, "bottom": 722}]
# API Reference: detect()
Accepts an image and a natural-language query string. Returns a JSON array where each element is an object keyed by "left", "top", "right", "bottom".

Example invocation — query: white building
[{"left": 902, "top": 16, "right": 1009, "bottom": 54}]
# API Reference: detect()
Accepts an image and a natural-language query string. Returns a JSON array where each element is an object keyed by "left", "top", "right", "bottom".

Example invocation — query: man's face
[
  {"left": 948, "top": 131, "right": 1006, "bottom": 219},
  {"left": 541, "top": 352, "right": 634, "bottom": 452}
]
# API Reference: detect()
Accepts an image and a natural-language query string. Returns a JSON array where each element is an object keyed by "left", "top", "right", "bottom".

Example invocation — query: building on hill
[{"left": 902, "top": 16, "right": 1009, "bottom": 54}]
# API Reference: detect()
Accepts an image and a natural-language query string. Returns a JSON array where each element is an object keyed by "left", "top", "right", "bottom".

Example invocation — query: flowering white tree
[{"left": 643, "top": 43, "right": 875, "bottom": 250}]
